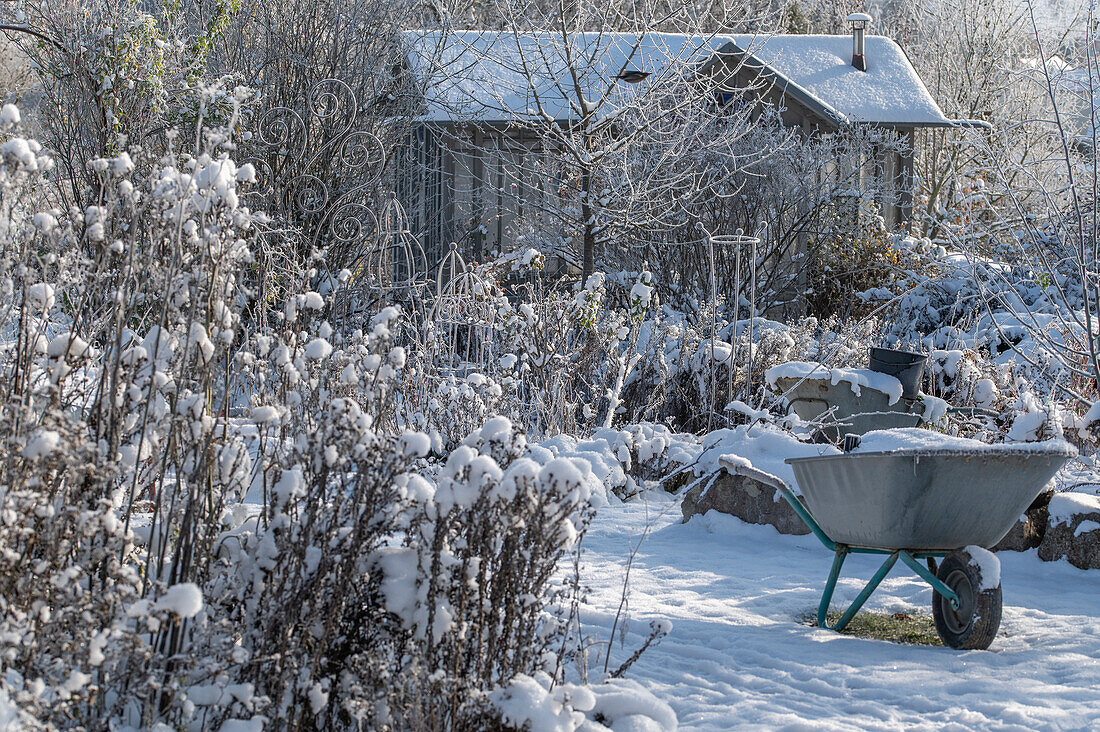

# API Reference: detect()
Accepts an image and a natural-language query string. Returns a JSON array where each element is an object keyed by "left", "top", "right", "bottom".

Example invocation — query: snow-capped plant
[
  {"left": 2, "top": 0, "right": 243, "bottom": 194},
  {"left": 0, "top": 90, "right": 267, "bottom": 723},
  {"left": 0, "top": 96, "right": 637, "bottom": 728}
]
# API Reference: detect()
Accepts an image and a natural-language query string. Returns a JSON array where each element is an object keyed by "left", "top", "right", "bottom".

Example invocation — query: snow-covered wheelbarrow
[{"left": 719, "top": 441, "right": 1076, "bottom": 649}]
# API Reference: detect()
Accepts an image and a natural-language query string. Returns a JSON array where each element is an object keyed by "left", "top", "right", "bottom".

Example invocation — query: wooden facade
[
  {"left": 707, "top": 56, "right": 919, "bottom": 230},
  {"left": 396, "top": 124, "right": 566, "bottom": 268},
  {"left": 397, "top": 32, "right": 966, "bottom": 264},
  {"left": 397, "top": 121, "right": 919, "bottom": 265}
]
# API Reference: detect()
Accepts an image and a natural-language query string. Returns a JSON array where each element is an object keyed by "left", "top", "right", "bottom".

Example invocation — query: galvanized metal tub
[
  {"left": 774, "top": 376, "right": 922, "bottom": 440},
  {"left": 786, "top": 446, "right": 1076, "bottom": 551}
]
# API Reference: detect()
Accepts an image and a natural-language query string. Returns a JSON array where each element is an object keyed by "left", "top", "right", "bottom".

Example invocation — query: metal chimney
[{"left": 846, "top": 12, "right": 872, "bottom": 71}]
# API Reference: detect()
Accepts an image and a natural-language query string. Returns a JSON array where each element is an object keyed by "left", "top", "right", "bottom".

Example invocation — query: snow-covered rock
[
  {"left": 681, "top": 470, "right": 809, "bottom": 536},
  {"left": 1039, "top": 492, "right": 1100, "bottom": 569}
]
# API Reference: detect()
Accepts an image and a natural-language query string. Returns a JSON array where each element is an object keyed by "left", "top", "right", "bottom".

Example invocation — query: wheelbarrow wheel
[{"left": 932, "top": 550, "right": 1002, "bottom": 650}]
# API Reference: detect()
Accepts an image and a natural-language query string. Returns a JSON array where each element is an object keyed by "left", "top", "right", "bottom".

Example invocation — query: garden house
[{"left": 397, "top": 22, "right": 978, "bottom": 267}]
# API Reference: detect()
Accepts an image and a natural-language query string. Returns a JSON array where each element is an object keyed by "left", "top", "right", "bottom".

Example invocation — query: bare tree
[
  {"left": 949, "top": 3, "right": 1100, "bottom": 402},
  {"left": 412, "top": 2, "right": 794, "bottom": 283}
]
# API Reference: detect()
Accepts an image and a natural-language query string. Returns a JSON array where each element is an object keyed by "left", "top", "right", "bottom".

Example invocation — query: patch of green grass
[{"left": 801, "top": 610, "right": 943, "bottom": 646}]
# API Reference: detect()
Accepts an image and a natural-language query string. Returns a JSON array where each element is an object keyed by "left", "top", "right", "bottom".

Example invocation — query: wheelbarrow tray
[{"left": 786, "top": 446, "right": 1076, "bottom": 551}]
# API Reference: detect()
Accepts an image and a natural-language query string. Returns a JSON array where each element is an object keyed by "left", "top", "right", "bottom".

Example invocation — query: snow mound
[
  {"left": 1082, "top": 400, "right": 1100, "bottom": 429},
  {"left": 697, "top": 425, "right": 838, "bottom": 494},
  {"left": 919, "top": 394, "right": 948, "bottom": 423},
  {"left": 1048, "top": 492, "right": 1100, "bottom": 525},
  {"left": 22, "top": 429, "right": 60, "bottom": 459},
  {"left": 718, "top": 454, "right": 752, "bottom": 472},
  {"left": 964, "top": 545, "right": 1001, "bottom": 591},
  {"left": 489, "top": 674, "right": 587, "bottom": 732},
  {"left": 1, "top": 103, "right": 20, "bottom": 126},
  {"left": 587, "top": 678, "right": 678, "bottom": 731},
  {"left": 487, "top": 674, "right": 677, "bottom": 731}
]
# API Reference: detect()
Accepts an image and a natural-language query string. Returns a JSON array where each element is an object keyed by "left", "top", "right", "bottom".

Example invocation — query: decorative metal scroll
[{"left": 240, "top": 78, "right": 387, "bottom": 265}]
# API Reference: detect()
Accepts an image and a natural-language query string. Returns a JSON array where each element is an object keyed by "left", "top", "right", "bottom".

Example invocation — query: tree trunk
[{"left": 581, "top": 166, "right": 594, "bottom": 281}]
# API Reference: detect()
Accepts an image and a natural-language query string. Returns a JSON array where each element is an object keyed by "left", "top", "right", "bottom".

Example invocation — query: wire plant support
[
  {"left": 370, "top": 192, "right": 429, "bottom": 294},
  {"left": 695, "top": 223, "right": 762, "bottom": 431},
  {"left": 427, "top": 242, "right": 496, "bottom": 369}
]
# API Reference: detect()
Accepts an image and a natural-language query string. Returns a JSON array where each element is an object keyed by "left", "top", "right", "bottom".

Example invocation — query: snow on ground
[{"left": 579, "top": 493, "right": 1100, "bottom": 730}]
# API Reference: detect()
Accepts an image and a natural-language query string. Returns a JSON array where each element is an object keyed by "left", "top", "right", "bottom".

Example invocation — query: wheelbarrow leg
[
  {"left": 899, "top": 551, "right": 960, "bottom": 610},
  {"left": 818, "top": 549, "right": 899, "bottom": 632}
]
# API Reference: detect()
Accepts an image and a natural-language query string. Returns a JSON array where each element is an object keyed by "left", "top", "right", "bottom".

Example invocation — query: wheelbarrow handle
[{"left": 717, "top": 456, "right": 838, "bottom": 551}]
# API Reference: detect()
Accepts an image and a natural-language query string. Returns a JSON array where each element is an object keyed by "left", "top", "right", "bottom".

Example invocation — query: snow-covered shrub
[
  {"left": 617, "top": 311, "right": 884, "bottom": 433},
  {"left": 537, "top": 424, "right": 692, "bottom": 500},
  {"left": 0, "top": 101, "right": 265, "bottom": 725},
  {"left": 403, "top": 259, "right": 661, "bottom": 441},
  {"left": 199, "top": 411, "right": 596, "bottom": 728},
  {"left": 492, "top": 272, "right": 620, "bottom": 435},
  {"left": 0, "top": 405, "right": 148, "bottom": 726},
  {"left": 412, "top": 371, "right": 516, "bottom": 452},
  {"left": 806, "top": 207, "right": 902, "bottom": 320},
  {"left": 0, "top": 105, "right": 620, "bottom": 728},
  {"left": 388, "top": 420, "right": 595, "bottom": 726}
]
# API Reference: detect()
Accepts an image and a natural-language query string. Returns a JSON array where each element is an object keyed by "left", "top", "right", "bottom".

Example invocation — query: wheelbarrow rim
[{"left": 785, "top": 444, "right": 1077, "bottom": 464}]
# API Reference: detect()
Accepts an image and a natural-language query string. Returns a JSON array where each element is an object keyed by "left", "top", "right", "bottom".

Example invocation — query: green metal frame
[
  {"left": 816, "top": 546, "right": 958, "bottom": 631},
  {"left": 730, "top": 462, "right": 961, "bottom": 632}
]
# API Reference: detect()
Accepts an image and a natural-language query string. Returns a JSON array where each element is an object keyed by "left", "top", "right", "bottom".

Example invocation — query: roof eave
[{"left": 851, "top": 119, "right": 993, "bottom": 130}]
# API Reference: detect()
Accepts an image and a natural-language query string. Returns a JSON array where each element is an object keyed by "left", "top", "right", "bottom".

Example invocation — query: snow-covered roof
[
  {"left": 713, "top": 34, "right": 953, "bottom": 127},
  {"left": 403, "top": 30, "right": 956, "bottom": 128},
  {"left": 404, "top": 31, "right": 730, "bottom": 123},
  {"left": 717, "top": 34, "right": 950, "bottom": 125}
]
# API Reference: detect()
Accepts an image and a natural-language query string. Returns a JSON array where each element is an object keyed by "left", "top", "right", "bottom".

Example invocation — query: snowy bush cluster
[{"left": 0, "top": 108, "right": 682, "bottom": 729}]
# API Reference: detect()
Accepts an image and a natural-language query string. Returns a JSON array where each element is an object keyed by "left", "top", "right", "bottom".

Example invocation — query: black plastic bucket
[{"left": 868, "top": 347, "right": 926, "bottom": 400}]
